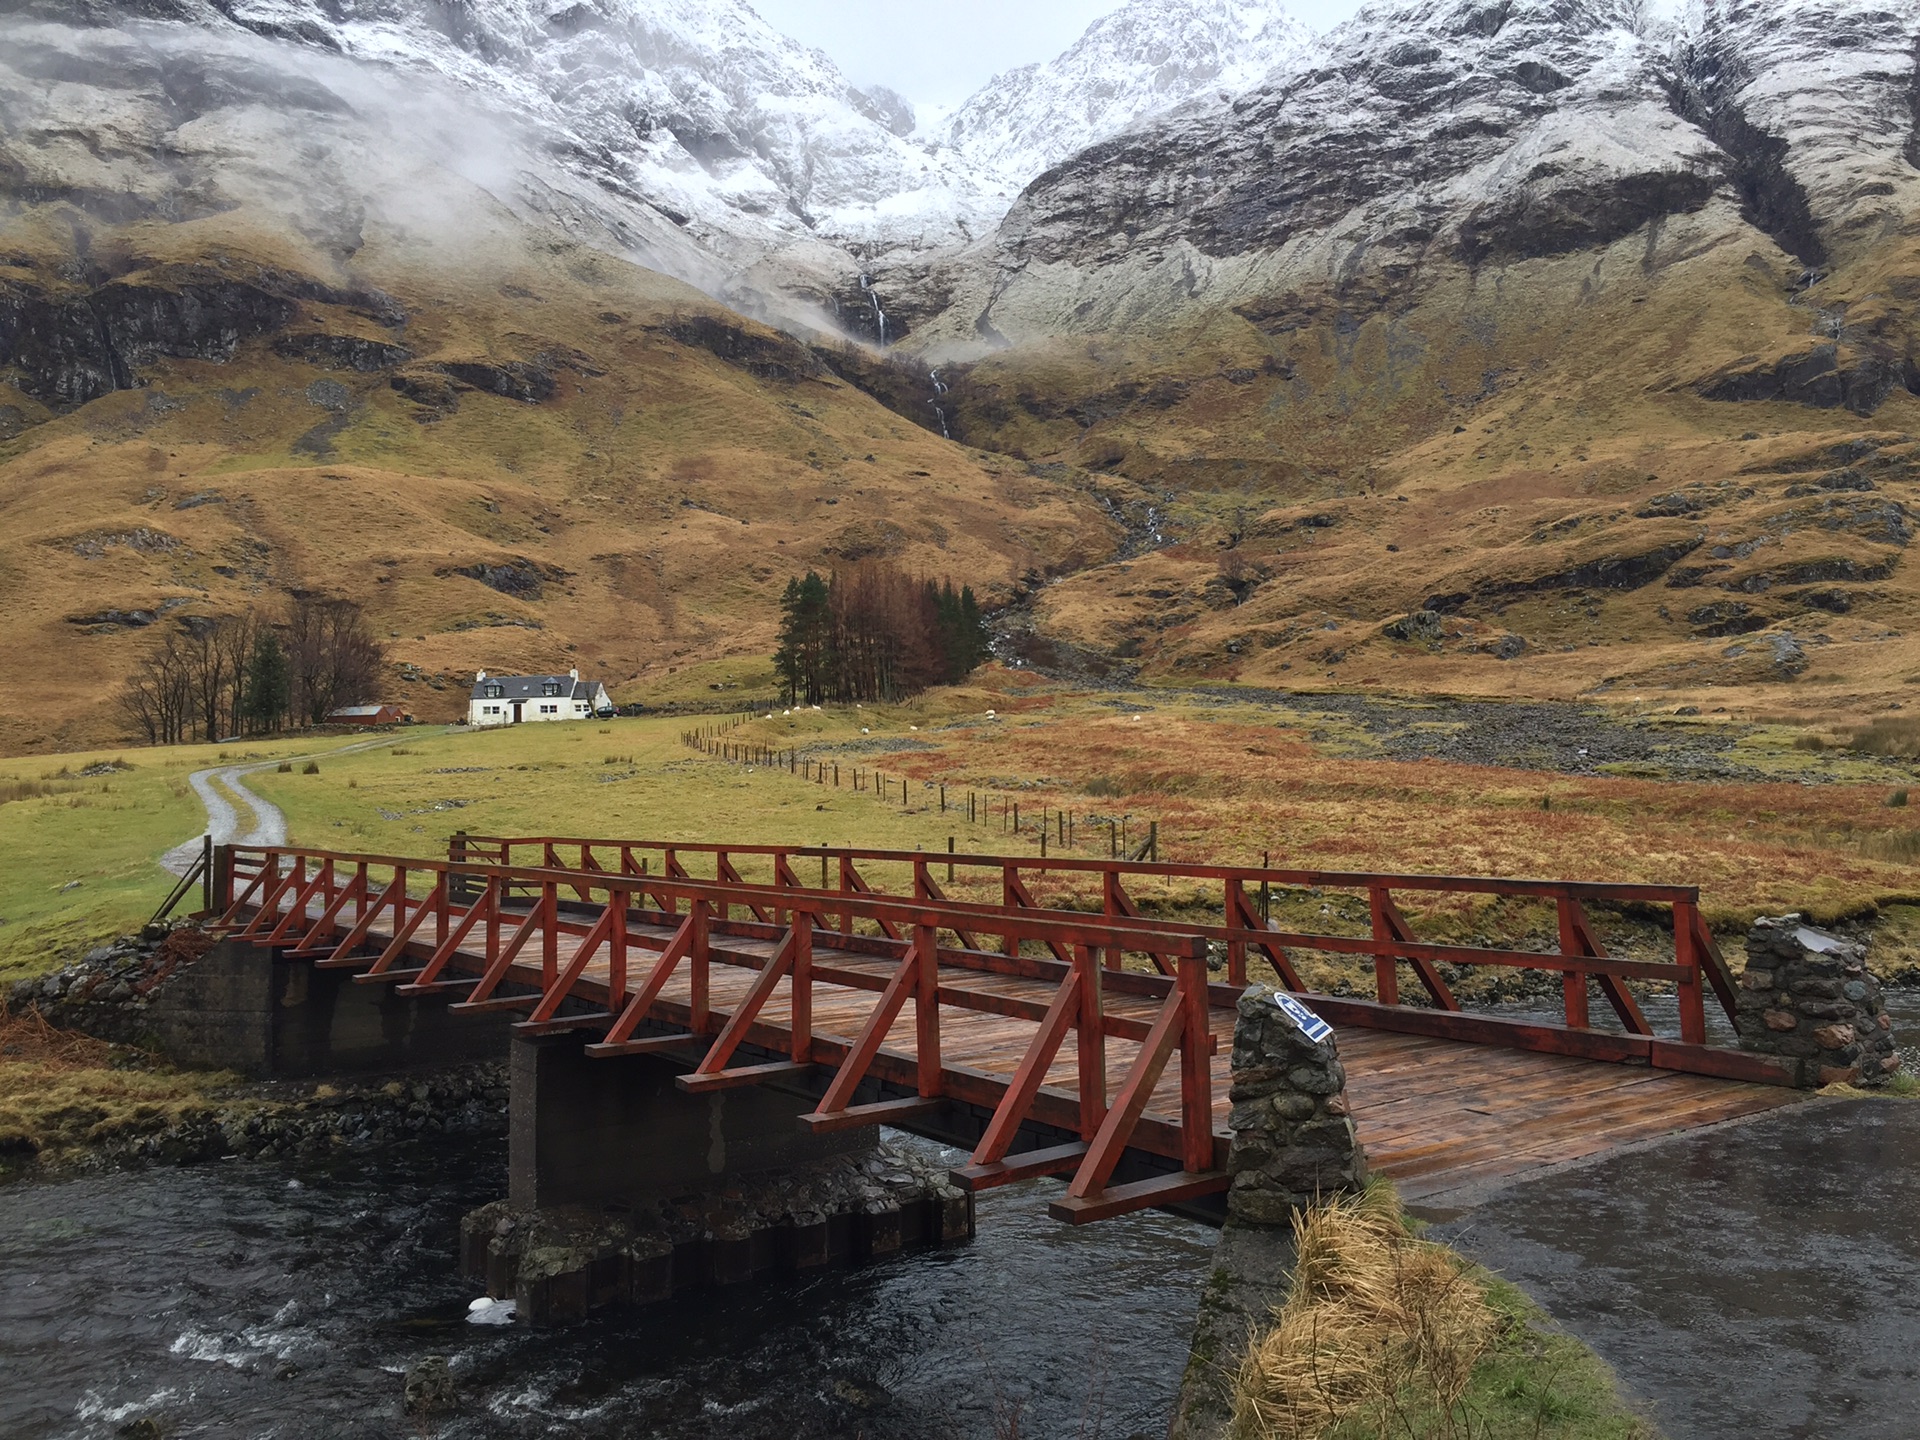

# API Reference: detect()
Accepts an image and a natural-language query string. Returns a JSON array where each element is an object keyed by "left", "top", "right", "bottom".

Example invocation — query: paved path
[
  {"left": 1429, "top": 1096, "right": 1920, "bottom": 1440},
  {"left": 160, "top": 736, "right": 413, "bottom": 876}
]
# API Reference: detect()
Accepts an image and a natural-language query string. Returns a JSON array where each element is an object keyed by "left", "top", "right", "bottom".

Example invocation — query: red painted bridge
[{"left": 206, "top": 836, "right": 1802, "bottom": 1221}]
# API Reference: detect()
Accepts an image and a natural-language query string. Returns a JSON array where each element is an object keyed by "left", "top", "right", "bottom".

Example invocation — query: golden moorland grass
[
  {"left": 229, "top": 674, "right": 1920, "bottom": 934},
  {"left": 1230, "top": 1185, "right": 1650, "bottom": 1440},
  {"left": 5, "top": 668, "right": 1916, "bottom": 989},
  {"left": 0, "top": 209, "right": 1112, "bottom": 755},
  {"left": 6, "top": 188, "right": 1920, "bottom": 759},
  {"left": 943, "top": 226, "right": 1920, "bottom": 718}
]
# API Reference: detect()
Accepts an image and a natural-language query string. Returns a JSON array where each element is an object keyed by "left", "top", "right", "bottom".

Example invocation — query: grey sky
[
  {"left": 752, "top": 0, "right": 1685, "bottom": 109},
  {"left": 750, "top": 0, "right": 1372, "bottom": 107}
]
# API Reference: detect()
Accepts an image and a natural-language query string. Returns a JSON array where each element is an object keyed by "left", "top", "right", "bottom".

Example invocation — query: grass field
[
  {"left": 0, "top": 731, "right": 411, "bottom": 985},
  {"left": 6, "top": 668, "right": 1920, "bottom": 988}
]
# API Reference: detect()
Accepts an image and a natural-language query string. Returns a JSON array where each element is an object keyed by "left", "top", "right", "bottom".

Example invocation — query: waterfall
[
  {"left": 927, "top": 369, "right": 951, "bottom": 440},
  {"left": 859, "top": 273, "right": 888, "bottom": 347}
]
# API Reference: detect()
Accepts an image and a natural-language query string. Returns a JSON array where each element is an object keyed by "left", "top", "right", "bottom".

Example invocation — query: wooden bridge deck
[{"left": 260, "top": 889, "right": 1798, "bottom": 1207}]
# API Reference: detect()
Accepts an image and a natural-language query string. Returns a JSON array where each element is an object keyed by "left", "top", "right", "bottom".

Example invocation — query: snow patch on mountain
[{"left": 940, "top": 0, "right": 1325, "bottom": 184}]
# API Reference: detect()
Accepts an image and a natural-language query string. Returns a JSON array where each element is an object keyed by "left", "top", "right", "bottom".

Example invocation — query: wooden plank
[
  {"left": 675, "top": 1060, "right": 814, "bottom": 1094},
  {"left": 1649, "top": 1039, "right": 1797, "bottom": 1085},
  {"left": 514, "top": 1010, "right": 615, "bottom": 1036},
  {"left": 951, "top": 1142, "right": 1089, "bottom": 1191},
  {"left": 448, "top": 993, "right": 541, "bottom": 1014},
  {"left": 1048, "top": 1170, "right": 1229, "bottom": 1224},
  {"left": 798, "top": 1097, "right": 944, "bottom": 1133},
  {"left": 584, "top": 1032, "right": 704, "bottom": 1059}
]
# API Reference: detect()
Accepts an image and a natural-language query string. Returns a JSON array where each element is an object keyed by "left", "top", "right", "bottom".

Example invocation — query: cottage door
[{"left": 512, "top": 702, "right": 524, "bottom": 724}]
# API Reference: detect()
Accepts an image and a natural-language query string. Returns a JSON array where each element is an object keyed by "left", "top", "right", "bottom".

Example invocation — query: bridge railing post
[
  {"left": 1224, "top": 878, "right": 1248, "bottom": 987},
  {"left": 1102, "top": 872, "right": 1126, "bottom": 971},
  {"left": 1674, "top": 900, "right": 1707, "bottom": 1045},
  {"left": 609, "top": 885, "right": 629, "bottom": 1004},
  {"left": 211, "top": 843, "right": 235, "bottom": 914},
  {"left": 792, "top": 909, "right": 813, "bottom": 1063},
  {"left": 914, "top": 923, "right": 942, "bottom": 1096},
  {"left": 1075, "top": 942, "right": 1106, "bottom": 1136},
  {"left": 1556, "top": 896, "right": 1592, "bottom": 1029},
  {"left": 1368, "top": 884, "right": 1400, "bottom": 1006},
  {"left": 541, "top": 880, "right": 558, "bottom": 987},
  {"left": 1179, "top": 948, "right": 1212, "bottom": 1174},
  {"left": 485, "top": 874, "right": 502, "bottom": 965},
  {"left": 390, "top": 864, "right": 408, "bottom": 938},
  {"left": 690, "top": 899, "right": 710, "bottom": 1033}
]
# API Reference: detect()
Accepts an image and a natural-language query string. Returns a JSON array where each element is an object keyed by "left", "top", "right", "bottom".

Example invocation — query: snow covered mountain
[
  {"left": 901, "top": 0, "right": 1920, "bottom": 357},
  {"left": 0, "top": 0, "right": 1342, "bottom": 341},
  {"left": 1, "top": 0, "right": 1914, "bottom": 355},
  {"left": 940, "top": 0, "right": 1325, "bottom": 185}
]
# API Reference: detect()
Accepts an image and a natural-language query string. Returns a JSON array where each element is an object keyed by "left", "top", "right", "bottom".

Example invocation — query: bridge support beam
[{"left": 508, "top": 1032, "right": 876, "bottom": 1210}]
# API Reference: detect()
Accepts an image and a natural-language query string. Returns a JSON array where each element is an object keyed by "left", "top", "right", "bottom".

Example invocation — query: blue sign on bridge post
[{"left": 1273, "top": 992, "right": 1333, "bottom": 1044}]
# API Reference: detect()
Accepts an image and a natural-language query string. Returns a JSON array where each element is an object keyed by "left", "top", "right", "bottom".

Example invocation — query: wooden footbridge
[{"left": 208, "top": 836, "right": 1802, "bottom": 1221}]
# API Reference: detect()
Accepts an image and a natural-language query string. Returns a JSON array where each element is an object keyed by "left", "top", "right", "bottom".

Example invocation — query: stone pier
[
  {"left": 1736, "top": 916, "right": 1901, "bottom": 1088},
  {"left": 1171, "top": 987, "right": 1370, "bottom": 1440}
]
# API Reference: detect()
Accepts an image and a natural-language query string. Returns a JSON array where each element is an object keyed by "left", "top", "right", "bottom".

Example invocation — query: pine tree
[{"left": 242, "top": 630, "right": 291, "bottom": 734}]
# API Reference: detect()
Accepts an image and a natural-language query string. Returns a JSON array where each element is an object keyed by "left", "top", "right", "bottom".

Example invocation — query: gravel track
[{"left": 160, "top": 736, "right": 412, "bottom": 877}]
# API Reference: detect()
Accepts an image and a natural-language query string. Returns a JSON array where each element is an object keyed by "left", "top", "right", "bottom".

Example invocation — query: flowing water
[{"left": 0, "top": 1136, "right": 1214, "bottom": 1440}]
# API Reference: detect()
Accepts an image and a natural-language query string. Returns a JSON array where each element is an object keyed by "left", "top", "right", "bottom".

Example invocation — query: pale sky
[
  {"left": 750, "top": 0, "right": 1372, "bottom": 107},
  {"left": 752, "top": 0, "right": 1686, "bottom": 109}
]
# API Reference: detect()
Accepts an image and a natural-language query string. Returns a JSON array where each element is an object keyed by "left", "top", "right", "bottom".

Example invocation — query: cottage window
[
  {"left": 542, "top": 682, "right": 562, "bottom": 697},
  {"left": 484, "top": 683, "right": 504, "bottom": 699}
]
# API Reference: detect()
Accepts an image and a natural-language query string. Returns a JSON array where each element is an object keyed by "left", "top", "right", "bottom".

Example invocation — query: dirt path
[{"left": 160, "top": 736, "right": 413, "bottom": 876}]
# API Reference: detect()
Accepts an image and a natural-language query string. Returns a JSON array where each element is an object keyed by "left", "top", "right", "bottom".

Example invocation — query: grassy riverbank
[
  {"left": 0, "top": 1007, "right": 238, "bottom": 1180},
  {"left": 0, "top": 732, "right": 428, "bottom": 987},
  {"left": 1229, "top": 1186, "right": 1653, "bottom": 1440}
]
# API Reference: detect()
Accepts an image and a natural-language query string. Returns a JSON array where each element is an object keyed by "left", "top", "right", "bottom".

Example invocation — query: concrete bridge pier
[
  {"left": 507, "top": 1032, "right": 874, "bottom": 1209},
  {"left": 467, "top": 1031, "right": 975, "bottom": 1323}
]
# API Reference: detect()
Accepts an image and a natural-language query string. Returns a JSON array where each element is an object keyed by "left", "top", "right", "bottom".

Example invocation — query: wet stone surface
[{"left": 1430, "top": 1099, "right": 1920, "bottom": 1440}]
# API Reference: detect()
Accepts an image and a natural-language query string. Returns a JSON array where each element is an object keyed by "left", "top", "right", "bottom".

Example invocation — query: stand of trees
[
  {"left": 774, "top": 562, "right": 990, "bottom": 705},
  {"left": 117, "top": 597, "right": 386, "bottom": 745}
]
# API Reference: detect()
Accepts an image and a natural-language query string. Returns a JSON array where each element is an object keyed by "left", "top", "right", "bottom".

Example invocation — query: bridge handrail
[
  {"left": 443, "top": 833, "right": 1737, "bottom": 1045},
  {"left": 451, "top": 833, "right": 1701, "bottom": 904},
  {"left": 212, "top": 841, "right": 1225, "bottom": 1212},
  {"left": 214, "top": 845, "right": 1209, "bottom": 958}
]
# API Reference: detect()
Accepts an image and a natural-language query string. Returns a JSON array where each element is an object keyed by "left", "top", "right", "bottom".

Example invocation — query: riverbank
[{"left": 0, "top": 1002, "right": 506, "bottom": 1184}]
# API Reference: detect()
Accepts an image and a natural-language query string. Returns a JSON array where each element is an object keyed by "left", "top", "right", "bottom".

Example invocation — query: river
[{"left": 0, "top": 1136, "right": 1214, "bottom": 1440}]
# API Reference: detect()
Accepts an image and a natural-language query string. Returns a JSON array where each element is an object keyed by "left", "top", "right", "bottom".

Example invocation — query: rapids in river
[{"left": 1, "top": 1135, "right": 1213, "bottom": 1439}]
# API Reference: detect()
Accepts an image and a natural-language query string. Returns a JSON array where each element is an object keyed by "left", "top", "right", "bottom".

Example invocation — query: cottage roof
[
  {"left": 469, "top": 673, "right": 607, "bottom": 702},
  {"left": 329, "top": 705, "right": 396, "bottom": 718}
]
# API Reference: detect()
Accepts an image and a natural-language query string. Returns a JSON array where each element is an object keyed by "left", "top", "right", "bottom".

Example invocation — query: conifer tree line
[
  {"left": 774, "top": 561, "right": 990, "bottom": 705},
  {"left": 117, "top": 597, "right": 387, "bottom": 744}
]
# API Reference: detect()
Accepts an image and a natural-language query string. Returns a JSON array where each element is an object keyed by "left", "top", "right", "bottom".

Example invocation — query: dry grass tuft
[
  {"left": 1233, "top": 1185, "right": 1497, "bottom": 1440},
  {"left": 1846, "top": 717, "right": 1920, "bottom": 758},
  {"left": 0, "top": 1009, "right": 237, "bottom": 1162}
]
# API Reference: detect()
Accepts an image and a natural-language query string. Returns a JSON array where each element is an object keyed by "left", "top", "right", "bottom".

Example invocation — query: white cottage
[{"left": 468, "top": 669, "right": 615, "bottom": 728}]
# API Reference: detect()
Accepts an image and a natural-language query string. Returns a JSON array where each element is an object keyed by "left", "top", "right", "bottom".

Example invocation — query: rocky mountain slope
[
  {"left": 867, "top": 0, "right": 1920, "bottom": 707},
  {"left": 2, "top": 0, "right": 1919, "bottom": 747},
  {"left": 938, "top": 0, "right": 1323, "bottom": 187}
]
